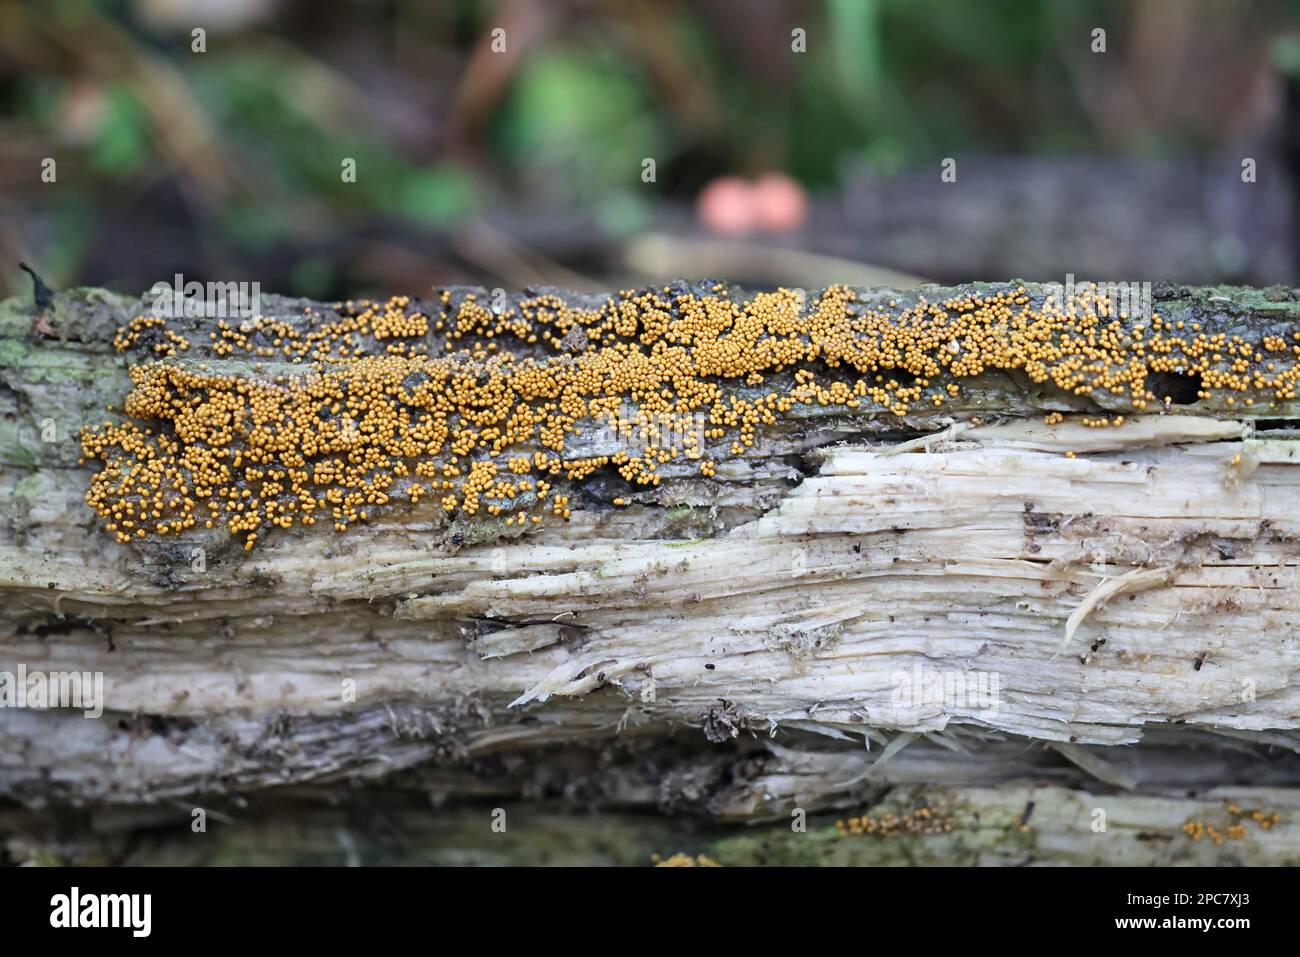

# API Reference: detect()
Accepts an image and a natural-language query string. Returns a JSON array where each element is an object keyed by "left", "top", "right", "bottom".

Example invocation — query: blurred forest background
[{"left": 2, "top": 0, "right": 1300, "bottom": 302}]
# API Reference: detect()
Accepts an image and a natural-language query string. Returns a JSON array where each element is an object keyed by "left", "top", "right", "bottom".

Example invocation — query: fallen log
[
  {"left": 6, "top": 781, "right": 1297, "bottom": 866},
  {"left": 5, "top": 279, "right": 1300, "bottom": 862}
]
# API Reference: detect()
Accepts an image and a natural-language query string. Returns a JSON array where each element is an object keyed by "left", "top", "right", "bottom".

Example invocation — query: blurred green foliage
[
  {"left": 87, "top": 85, "right": 151, "bottom": 175},
  {"left": 495, "top": 49, "right": 660, "bottom": 231},
  {"left": 4, "top": 0, "right": 1298, "bottom": 293}
]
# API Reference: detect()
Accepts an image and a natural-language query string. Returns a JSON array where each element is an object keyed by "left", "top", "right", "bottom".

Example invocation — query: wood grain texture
[{"left": 4, "top": 282, "right": 1300, "bottom": 868}]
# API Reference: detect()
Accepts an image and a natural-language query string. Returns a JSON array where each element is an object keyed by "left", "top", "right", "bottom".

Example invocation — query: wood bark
[{"left": 5, "top": 281, "right": 1300, "bottom": 864}]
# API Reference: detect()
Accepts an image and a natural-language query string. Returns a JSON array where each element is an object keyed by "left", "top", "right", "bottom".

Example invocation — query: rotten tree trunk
[{"left": 5, "top": 280, "right": 1300, "bottom": 864}]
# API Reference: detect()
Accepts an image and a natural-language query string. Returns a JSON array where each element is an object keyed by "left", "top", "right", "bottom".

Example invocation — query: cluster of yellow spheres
[
  {"left": 81, "top": 283, "right": 1300, "bottom": 550},
  {"left": 835, "top": 805, "right": 953, "bottom": 838},
  {"left": 1183, "top": 803, "right": 1281, "bottom": 845},
  {"left": 650, "top": 853, "right": 722, "bottom": 867}
]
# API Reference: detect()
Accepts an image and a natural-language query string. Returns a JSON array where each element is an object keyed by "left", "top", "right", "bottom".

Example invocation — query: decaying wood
[
  {"left": 7, "top": 781, "right": 1299, "bottom": 866},
  {"left": 6, "top": 280, "right": 1300, "bottom": 863}
]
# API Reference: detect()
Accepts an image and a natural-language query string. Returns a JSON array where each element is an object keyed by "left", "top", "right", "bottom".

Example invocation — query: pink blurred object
[
  {"left": 696, "top": 176, "right": 758, "bottom": 236},
  {"left": 696, "top": 173, "right": 807, "bottom": 236},
  {"left": 751, "top": 173, "right": 807, "bottom": 233}
]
